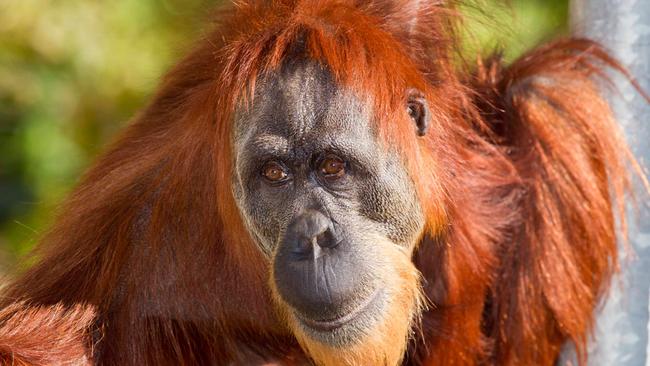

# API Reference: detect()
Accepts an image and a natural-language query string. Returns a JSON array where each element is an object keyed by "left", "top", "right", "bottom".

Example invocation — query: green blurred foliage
[
  {"left": 0, "top": 0, "right": 568, "bottom": 268},
  {"left": 0, "top": 0, "right": 218, "bottom": 268},
  {"left": 461, "top": 0, "right": 568, "bottom": 61}
]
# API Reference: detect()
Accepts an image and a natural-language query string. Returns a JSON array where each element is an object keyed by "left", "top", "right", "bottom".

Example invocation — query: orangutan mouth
[{"left": 297, "top": 288, "right": 384, "bottom": 332}]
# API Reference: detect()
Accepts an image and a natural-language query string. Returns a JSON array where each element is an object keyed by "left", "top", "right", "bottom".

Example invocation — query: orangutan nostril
[{"left": 315, "top": 228, "right": 338, "bottom": 249}]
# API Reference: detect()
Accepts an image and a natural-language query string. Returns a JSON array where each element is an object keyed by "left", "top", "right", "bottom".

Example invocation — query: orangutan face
[{"left": 231, "top": 61, "right": 427, "bottom": 365}]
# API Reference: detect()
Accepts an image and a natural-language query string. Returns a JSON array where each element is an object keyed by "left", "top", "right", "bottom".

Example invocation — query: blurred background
[{"left": 0, "top": 0, "right": 568, "bottom": 272}]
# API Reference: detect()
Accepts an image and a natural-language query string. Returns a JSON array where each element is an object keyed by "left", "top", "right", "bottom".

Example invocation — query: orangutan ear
[{"left": 407, "top": 88, "right": 430, "bottom": 136}]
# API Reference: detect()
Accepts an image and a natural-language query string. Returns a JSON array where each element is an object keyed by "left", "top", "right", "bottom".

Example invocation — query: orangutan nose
[{"left": 282, "top": 210, "right": 339, "bottom": 258}]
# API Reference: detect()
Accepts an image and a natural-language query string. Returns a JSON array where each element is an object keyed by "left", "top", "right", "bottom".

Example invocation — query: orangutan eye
[
  {"left": 261, "top": 161, "right": 289, "bottom": 184},
  {"left": 318, "top": 155, "right": 346, "bottom": 180}
]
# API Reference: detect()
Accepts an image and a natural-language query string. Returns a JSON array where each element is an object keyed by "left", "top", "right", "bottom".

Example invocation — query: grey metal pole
[{"left": 570, "top": 1, "right": 650, "bottom": 365}]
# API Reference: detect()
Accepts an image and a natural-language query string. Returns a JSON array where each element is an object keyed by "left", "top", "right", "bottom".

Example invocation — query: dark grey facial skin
[{"left": 231, "top": 60, "right": 425, "bottom": 345}]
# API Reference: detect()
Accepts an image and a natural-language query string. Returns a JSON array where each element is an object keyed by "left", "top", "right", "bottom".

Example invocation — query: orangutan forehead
[{"left": 233, "top": 60, "right": 380, "bottom": 154}]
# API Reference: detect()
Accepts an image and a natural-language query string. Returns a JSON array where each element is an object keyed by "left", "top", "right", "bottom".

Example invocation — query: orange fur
[{"left": 0, "top": 303, "right": 95, "bottom": 365}]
